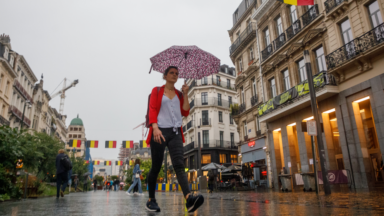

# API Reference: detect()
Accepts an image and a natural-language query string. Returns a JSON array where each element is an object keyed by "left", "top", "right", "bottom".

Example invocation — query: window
[
  {"left": 201, "top": 77, "right": 208, "bottom": 85},
  {"left": 9, "top": 55, "right": 14, "bottom": 67},
  {"left": 202, "top": 110, "right": 209, "bottom": 125},
  {"left": 79, "top": 128, "right": 82, "bottom": 131},
  {"left": 275, "top": 16, "right": 283, "bottom": 35},
  {"left": 238, "top": 58, "right": 243, "bottom": 71},
  {"left": 297, "top": 59, "right": 307, "bottom": 82},
  {"left": 234, "top": 11, "right": 239, "bottom": 23},
  {"left": 3, "top": 47, "right": 9, "bottom": 60},
  {"left": 241, "top": 87, "right": 245, "bottom": 103},
  {"left": 78, "top": 135, "right": 81, "bottom": 138},
  {"left": 69, "top": 134, "right": 72, "bottom": 138},
  {"left": 229, "top": 114, "right": 234, "bottom": 124},
  {"left": 244, "top": 121, "right": 248, "bottom": 136},
  {"left": 4, "top": 82, "right": 9, "bottom": 96},
  {"left": 219, "top": 111, "right": 223, "bottom": 122},
  {"left": 282, "top": 69, "right": 290, "bottom": 91},
  {"left": 269, "top": 78, "right": 277, "bottom": 98},
  {"left": 252, "top": 78, "right": 257, "bottom": 96},
  {"left": 315, "top": 46, "right": 327, "bottom": 72},
  {"left": 74, "top": 127, "right": 78, "bottom": 131},
  {"left": 220, "top": 154, "right": 227, "bottom": 163},
  {"left": 340, "top": 19, "right": 355, "bottom": 59},
  {"left": 218, "top": 93, "right": 222, "bottom": 106},
  {"left": 201, "top": 154, "right": 211, "bottom": 164},
  {"left": 70, "top": 127, "right": 73, "bottom": 131},
  {"left": 228, "top": 96, "right": 232, "bottom": 105},
  {"left": 368, "top": 1, "right": 383, "bottom": 28},
  {"left": 230, "top": 133, "right": 235, "bottom": 145},
  {"left": 290, "top": 5, "right": 298, "bottom": 23},
  {"left": 225, "top": 67, "right": 228, "bottom": 74},
  {"left": 264, "top": 28, "right": 270, "bottom": 46},
  {"left": 216, "top": 75, "right": 221, "bottom": 85},
  {"left": 201, "top": 92, "right": 208, "bottom": 105},
  {"left": 245, "top": 0, "right": 250, "bottom": 8},
  {"left": 203, "top": 130, "right": 209, "bottom": 145},
  {"left": 227, "top": 79, "right": 231, "bottom": 89},
  {"left": 231, "top": 154, "right": 238, "bottom": 163},
  {"left": 73, "top": 135, "right": 77, "bottom": 138},
  {"left": 220, "top": 131, "right": 224, "bottom": 146},
  {"left": 250, "top": 47, "right": 254, "bottom": 60}
]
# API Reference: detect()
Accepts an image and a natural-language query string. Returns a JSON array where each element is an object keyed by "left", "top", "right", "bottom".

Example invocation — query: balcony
[
  {"left": 183, "top": 125, "right": 187, "bottom": 133},
  {"left": 187, "top": 120, "right": 194, "bottom": 131},
  {"left": 229, "top": 22, "right": 257, "bottom": 57},
  {"left": 261, "top": 44, "right": 273, "bottom": 62},
  {"left": 8, "top": 105, "right": 31, "bottom": 127},
  {"left": 203, "top": 140, "right": 237, "bottom": 149},
  {"left": 184, "top": 141, "right": 195, "bottom": 152},
  {"left": 324, "top": 0, "right": 347, "bottom": 14},
  {"left": 326, "top": 23, "right": 384, "bottom": 71},
  {"left": 273, "top": 33, "right": 286, "bottom": 51},
  {"left": 251, "top": 94, "right": 258, "bottom": 106},
  {"left": 256, "top": 130, "right": 262, "bottom": 136},
  {"left": 286, "top": 20, "right": 302, "bottom": 41},
  {"left": 302, "top": 5, "right": 319, "bottom": 27},
  {"left": 231, "top": 103, "right": 246, "bottom": 116},
  {"left": 200, "top": 118, "right": 211, "bottom": 126},
  {"left": 258, "top": 71, "right": 338, "bottom": 123},
  {"left": 192, "top": 98, "right": 232, "bottom": 110},
  {"left": 190, "top": 100, "right": 195, "bottom": 110},
  {"left": 0, "top": 115, "right": 10, "bottom": 126},
  {"left": 14, "top": 80, "right": 33, "bottom": 104}
]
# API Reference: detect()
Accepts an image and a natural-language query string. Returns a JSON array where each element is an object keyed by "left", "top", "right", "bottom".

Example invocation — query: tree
[
  {"left": 111, "top": 175, "right": 118, "bottom": 181},
  {"left": 124, "top": 159, "right": 164, "bottom": 185},
  {"left": 69, "top": 152, "right": 89, "bottom": 184}
]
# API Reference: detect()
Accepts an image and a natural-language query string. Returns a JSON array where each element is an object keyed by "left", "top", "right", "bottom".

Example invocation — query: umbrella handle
[{"left": 148, "top": 65, "right": 153, "bottom": 74}]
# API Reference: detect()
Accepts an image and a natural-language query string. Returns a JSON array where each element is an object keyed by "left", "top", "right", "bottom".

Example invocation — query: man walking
[
  {"left": 93, "top": 178, "right": 97, "bottom": 191},
  {"left": 55, "top": 149, "right": 72, "bottom": 198},
  {"left": 73, "top": 176, "right": 79, "bottom": 192}
]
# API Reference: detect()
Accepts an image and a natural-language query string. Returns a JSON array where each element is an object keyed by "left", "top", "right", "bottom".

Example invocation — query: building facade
[
  {"left": 182, "top": 64, "right": 240, "bottom": 181},
  {"left": 0, "top": 35, "right": 17, "bottom": 126},
  {"left": 230, "top": 0, "right": 384, "bottom": 189},
  {"left": 229, "top": 0, "right": 270, "bottom": 186},
  {"left": 66, "top": 115, "right": 86, "bottom": 157}
]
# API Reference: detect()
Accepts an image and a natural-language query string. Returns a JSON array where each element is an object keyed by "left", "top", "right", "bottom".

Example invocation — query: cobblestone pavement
[{"left": 1, "top": 188, "right": 384, "bottom": 216}]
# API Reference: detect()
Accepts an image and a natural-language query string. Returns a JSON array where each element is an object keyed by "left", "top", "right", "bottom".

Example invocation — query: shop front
[{"left": 241, "top": 138, "right": 268, "bottom": 186}]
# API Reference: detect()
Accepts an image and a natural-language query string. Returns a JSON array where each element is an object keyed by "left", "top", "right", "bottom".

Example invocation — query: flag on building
[
  {"left": 116, "top": 161, "right": 123, "bottom": 166},
  {"left": 86, "top": 140, "right": 99, "bottom": 148},
  {"left": 140, "top": 140, "right": 149, "bottom": 148},
  {"left": 68, "top": 139, "right": 81, "bottom": 148},
  {"left": 104, "top": 161, "right": 112, "bottom": 166},
  {"left": 122, "top": 141, "right": 134, "bottom": 149},
  {"left": 105, "top": 141, "right": 117, "bottom": 148},
  {"left": 277, "top": 0, "right": 314, "bottom": 5},
  {"left": 93, "top": 161, "right": 100, "bottom": 165}
]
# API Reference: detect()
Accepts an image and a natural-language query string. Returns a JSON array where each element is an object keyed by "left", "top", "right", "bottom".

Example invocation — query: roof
[{"left": 70, "top": 114, "right": 83, "bottom": 126}]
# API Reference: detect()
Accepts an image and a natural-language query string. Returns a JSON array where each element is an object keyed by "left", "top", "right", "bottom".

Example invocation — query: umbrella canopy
[
  {"left": 83, "top": 172, "right": 91, "bottom": 176},
  {"left": 222, "top": 165, "right": 242, "bottom": 173},
  {"left": 201, "top": 163, "right": 226, "bottom": 170},
  {"left": 149, "top": 46, "right": 220, "bottom": 79}
]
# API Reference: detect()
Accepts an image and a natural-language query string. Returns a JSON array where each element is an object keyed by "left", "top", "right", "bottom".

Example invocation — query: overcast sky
[{"left": 1, "top": 0, "right": 240, "bottom": 160}]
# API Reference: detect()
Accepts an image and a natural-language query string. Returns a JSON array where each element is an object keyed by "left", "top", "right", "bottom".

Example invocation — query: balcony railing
[
  {"left": 188, "top": 78, "right": 235, "bottom": 92},
  {"left": 258, "top": 71, "right": 337, "bottom": 116},
  {"left": 251, "top": 94, "right": 258, "bottom": 106},
  {"left": 0, "top": 115, "right": 10, "bottom": 126},
  {"left": 229, "top": 22, "right": 257, "bottom": 56},
  {"left": 187, "top": 120, "right": 194, "bottom": 130},
  {"left": 231, "top": 103, "right": 246, "bottom": 116},
  {"left": 14, "top": 80, "right": 33, "bottom": 104},
  {"left": 302, "top": 5, "right": 319, "bottom": 27},
  {"left": 273, "top": 33, "right": 286, "bottom": 51},
  {"left": 261, "top": 5, "right": 319, "bottom": 62},
  {"left": 192, "top": 98, "right": 232, "bottom": 109},
  {"left": 190, "top": 100, "right": 195, "bottom": 109},
  {"left": 200, "top": 118, "right": 211, "bottom": 126},
  {"left": 324, "top": 0, "right": 346, "bottom": 14},
  {"left": 184, "top": 141, "right": 195, "bottom": 152},
  {"left": 184, "top": 140, "right": 237, "bottom": 152},
  {"left": 183, "top": 125, "right": 187, "bottom": 133},
  {"left": 8, "top": 105, "right": 31, "bottom": 127},
  {"left": 326, "top": 23, "right": 384, "bottom": 70}
]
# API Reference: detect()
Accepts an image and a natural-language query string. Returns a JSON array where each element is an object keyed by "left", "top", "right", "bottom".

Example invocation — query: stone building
[
  {"left": 231, "top": 0, "right": 384, "bottom": 189},
  {"left": 228, "top": 0, "right": 270, "bottom": 186},
  {"left": 0, "top": 35, "right": 17, "bottom": 126},
  {"left": 182, "top": 64, "right": 240, "bottom": 181},
  {"left": 66, "top": 115, "right": 86, "bottom": 157}
]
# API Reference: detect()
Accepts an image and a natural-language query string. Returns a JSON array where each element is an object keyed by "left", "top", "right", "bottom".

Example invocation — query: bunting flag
[
  {"left": 277, "top": 0, "right": 314, "bottom": 5},
  {"left": 105, "top": 141, "right": 117, "bottom": 148},
  {"left": 123, "top": 141, "right": 134, "bottom": 149},
  {"left": 104, "top": 161, "right": 112, "bottom": 166},
  {"left": 116, "top": 161, "right": 123, "bottom": 166},
  {"left": 140, "top": 140, "right": 149, "bottom": 148},
  {"left": 86, "top": 140, "right": 99, "bottom": 148},
  {"left": 93, "top": 161, "right": 100, "bottom": 165},
  {"left": 68, "top": 139, "right": 81, "bottom": 148}
]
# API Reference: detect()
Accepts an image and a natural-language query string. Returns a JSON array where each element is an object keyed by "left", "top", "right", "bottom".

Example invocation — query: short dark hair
[
  {"left": 135, "top": 159, "right": 141, "bottom": 166},
  {"left": 163, "top": 66, "right": 178, "bottom": 79}
]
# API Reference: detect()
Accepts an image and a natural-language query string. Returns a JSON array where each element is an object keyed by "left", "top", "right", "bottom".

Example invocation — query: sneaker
[
  {"left": 146, "top": 199, "right": 161, "bottom": 212},
  {"left": 186, "top": 194, "right": 204, "bottom": 213},
  {"left": 60, "top": 191, "right": 64, "bottom": 197},
  {"left": 126, "top": 191, "right": 132, "bottom": 196}
]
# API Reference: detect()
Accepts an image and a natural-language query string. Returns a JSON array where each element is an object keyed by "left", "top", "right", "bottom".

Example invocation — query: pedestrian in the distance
[
  {"left": 208, "top": 170, "right": 214, "bottom": 193},
  {"left": 73, "top": 176, "right": 79, "bottom": 192},
  {"left": 55, "top": 149, "right": 72, "bottom": 198},
  {"left": 83, "top": 176, "right": 88, "bottom": 192},
  {"left": 110, "top": 180, "right": 113, "bottom": 191},
  {"left": 126, "top": 159, "right": 143, "bottom": 196},
  {"left": 145, "top": 66, "right": 204, "bottom": 213},
  {"left": 93, "top": 178, "right": 97, "bottom": 191}
]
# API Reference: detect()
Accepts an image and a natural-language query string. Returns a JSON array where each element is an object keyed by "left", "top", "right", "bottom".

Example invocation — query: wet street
[{"left": 1, "top": 189, "right": 384, "bottom": 215}]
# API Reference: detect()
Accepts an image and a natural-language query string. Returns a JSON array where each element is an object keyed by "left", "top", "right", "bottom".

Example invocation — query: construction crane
[
  {"left": 133, "top": 122, "right": 145, "bottom": 141},
  {"left": 50, "top": 78, "right": 79, "bottom": 114}
]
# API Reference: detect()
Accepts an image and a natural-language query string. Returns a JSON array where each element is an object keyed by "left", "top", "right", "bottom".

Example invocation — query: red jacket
[{"left": 146, "top": 85, "right": 190, "bottom": 144}]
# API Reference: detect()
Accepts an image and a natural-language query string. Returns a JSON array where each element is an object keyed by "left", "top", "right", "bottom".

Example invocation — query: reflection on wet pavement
[{"left": 1, "top": 188, "right": 384, "bottom": 215}]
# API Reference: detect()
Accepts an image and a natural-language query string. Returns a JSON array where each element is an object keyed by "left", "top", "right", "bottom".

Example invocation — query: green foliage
[
  {"left": 0, "top": 193, "right": 10, "bottom": 202},
  {"left": 125, "top": 159, "right": 164, "bottom": 186},
  {"left": 94, "top": 175, "right": 104, "bottom": 186},
  {"left": 230, "top": 103, "right": 239, "bottom": 115},
  {"left": 111, "top": 175, "right": 118, "bottom": 181},
  {"left": 125, "top": 167, "right": 133, "bottom": 185},
  {"left": 69, "top": 152, "right": 89, "bottom": 183},
  {"left": 0, "top": 164, "right": 22, "bottom": 199}
]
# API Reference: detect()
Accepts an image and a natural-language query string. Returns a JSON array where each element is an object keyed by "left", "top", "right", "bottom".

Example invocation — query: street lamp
[{"left": 20, "top": 100, "right": 32, "bottom": 129}]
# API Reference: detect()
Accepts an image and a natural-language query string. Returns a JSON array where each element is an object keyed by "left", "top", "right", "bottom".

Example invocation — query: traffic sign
[{"left": 307, "top": 120, "right": 317, "bottom": 136}]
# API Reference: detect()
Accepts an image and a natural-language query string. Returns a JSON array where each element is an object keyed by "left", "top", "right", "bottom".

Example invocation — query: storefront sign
[
  {"left": 185, "top": 168, "right": 189, "bottom": 172},
  {"left": 248, "top": 141, "right": 255, "bottom": 148},
  {"left": 307, "top": 120, "right": 317, "bottom": 136},
  {"left": 309, "top": 159, "right": 313, "bottom": 165},
  {"left": 288, "top": 162, "right": 291, "bottom": 168}
]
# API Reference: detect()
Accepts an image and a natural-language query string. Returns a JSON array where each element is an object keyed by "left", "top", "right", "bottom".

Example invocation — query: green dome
[{"left": 70, "top": 115, "right": 83, "bottom": 126}]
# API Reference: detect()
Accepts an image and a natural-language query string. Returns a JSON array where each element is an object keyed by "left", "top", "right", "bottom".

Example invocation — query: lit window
[
  {"left": 220, "top": 154, "right": 227, "bottom": 163},
  {"left": 201, "top": 154, "right": 211, "bottom": 164}
]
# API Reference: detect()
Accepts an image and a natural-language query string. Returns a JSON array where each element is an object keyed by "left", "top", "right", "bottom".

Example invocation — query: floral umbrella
[{"left": 149, "top": 45, "right": 220, "bottom": 79}]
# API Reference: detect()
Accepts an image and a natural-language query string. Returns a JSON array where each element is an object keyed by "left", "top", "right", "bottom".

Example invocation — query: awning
[{"left": 242, "top": 149, "right": 266, "bottom": 164}]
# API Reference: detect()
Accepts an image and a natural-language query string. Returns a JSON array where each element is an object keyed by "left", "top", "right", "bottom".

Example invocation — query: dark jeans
[
  {"left": 56, "top": 172, "right": 68, "bottom": 197},
  {"left": 148, "top": 128, "right": 190, "bottom": 198},
  {"left": 83, "top": 183, "right": 87, "bottom": 192},
  {"left": 94, "top": 185, "right": 97, "bottom": 191}
]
